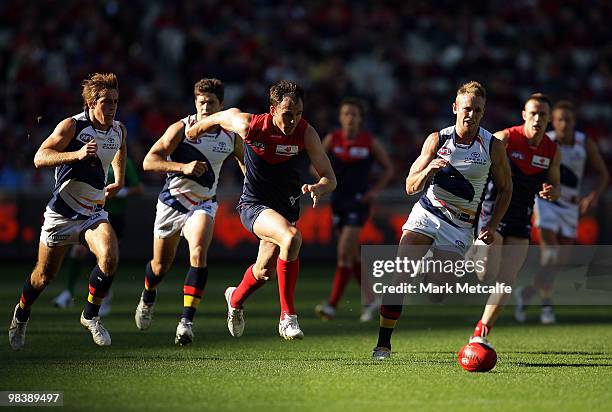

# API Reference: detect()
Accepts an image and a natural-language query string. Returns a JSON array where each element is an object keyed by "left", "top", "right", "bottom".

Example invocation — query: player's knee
[
  {"left": 97, "top": 251, "right": 118, "bottom": 275},
  {"left": 30, "top": 269, "right": 54, "bottom": 288},
  {"left": 540, "top": 246, "right": 559, "bottom": 266},
  {"left": 280, "top": 228, "right": 302, "bottom": 255},
  {"left": 150, "top": 260, "right": 170, "bottom": 276}
]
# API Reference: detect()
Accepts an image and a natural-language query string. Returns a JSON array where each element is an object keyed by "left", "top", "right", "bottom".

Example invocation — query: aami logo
[
  {"left": 437, "top": 147, "right": 451, "bottom": 156},
  {"left": 212, "top": 140, "right": 232, "bottom": 153},
  {"left": 455, "top": 240, "right": 466, "bottom": 249},
  {"left": 276, "top": 144, "right": 299, "bottom": 156},
  {"left": 510, "top": 151, "right": 525, "bottom": 160},
  {"left": 531, "top": 155, "right": 551, "bottom": 169},
  {"left": 464, "top": 151, "right": 486, "bottom": 165}
]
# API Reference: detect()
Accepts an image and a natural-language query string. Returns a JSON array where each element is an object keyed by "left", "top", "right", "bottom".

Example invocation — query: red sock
[
  {"left": 277, "top": 257, "right": 299, "bottom": 317},
  {"left": 328, "top": 266, "right": 352, "bottom": 307},
  {"left": 230, "top": 265, "right": 265, "bottom": 308},
  {"left": 472, "top": 320, "right": 490, "bottom": 337}
]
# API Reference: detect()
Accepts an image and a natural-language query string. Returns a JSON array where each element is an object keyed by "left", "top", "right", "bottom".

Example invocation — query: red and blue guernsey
[
  {"left": 481, "top": 124, "right": 558, "bottom": 238},
  {"left": 329, "top": 130, "right": 374, "bottom": 201},
  {"left": 239, "top": 113, "right": 310, "bottom": 222}
]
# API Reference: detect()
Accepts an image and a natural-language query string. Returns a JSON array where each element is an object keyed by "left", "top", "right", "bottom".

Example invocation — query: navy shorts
[
  {"left": 479, "top": 200, "right": 531, "bottom": 239},
  {"left": 238, "top": 203, "right": 297, "bottom": 235},
  {"left": 331, "top": 201, "right": 370, "bottom": 229}
]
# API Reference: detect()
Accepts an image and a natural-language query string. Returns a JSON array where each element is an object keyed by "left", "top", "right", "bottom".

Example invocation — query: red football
[{"left": 457, "top": 343, "right": 497, "bottom": 372}]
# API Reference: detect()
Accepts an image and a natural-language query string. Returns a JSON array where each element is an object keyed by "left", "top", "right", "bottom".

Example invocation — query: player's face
[
  {"left": 453, "top": 93, "right": 485, "bottom": 134},
  {"left": 271, "top": 97, "right": 303, "bottom": 135},
  {"left": 91, "top": 89, "right": 118, "bottom": 127},
  {"left": 522, "top": 99, "right": 550, "bottom": 137},
  {"left": 552, "top": 108, "right": 575, "bottom": 139},
  {"left": 195, "top": 93, "right": 223, "bottom": 119},
  {"left": 339, "top": 104, "right": 362, "bottom": 134}
]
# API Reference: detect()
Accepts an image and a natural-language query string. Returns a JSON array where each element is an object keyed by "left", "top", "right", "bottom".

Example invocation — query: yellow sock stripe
[
  {"left": 87, "top": 294, "right": 104, "bottom": 305},
  {"left": 19, "top": 300, "right": 27, "bottom": 310},
  {"left": 183, "top": 296, "right": 201, "bottom": 308},
  {"left": 380, "top": 315, "right": 398, "bottom": 329}
]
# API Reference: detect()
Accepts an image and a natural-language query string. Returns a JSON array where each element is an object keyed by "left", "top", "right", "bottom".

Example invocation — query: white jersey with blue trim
[
  {"left": 547, "top": 130, "right": 587, "bottom": 207},
  {"left": 421, "top": 126, "right": 493, "bottom": 228},
  {"left": 158, "top": 114, "right": 236, "bottom": 213},
  {"left": 47, "top": 112, "right": 123, "bottom": 219}
]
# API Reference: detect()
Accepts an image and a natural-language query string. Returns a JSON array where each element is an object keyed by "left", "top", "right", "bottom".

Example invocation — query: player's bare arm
[
  {"left": 34, "top": 118, "right": 96, "bottom": 168},
  {"left": 493, "top": 129, "right": 510, "bottom": 145},
  {"left": 363, "top": 138, "right": 394, "bottom": 202},
  {"left": 143, "top": 121, "right": 206, "bottom": 177},
  {"left": 185, "top": 108, "right": 252, "bottom": 140},
  {"left": 478, "top": 138, "right": 512, "bottom": 244},
  {"left": 105, "top": 122, "right": 127, "bottom": 199},
  {"left": 303, "top": 126, "right": 337, "bottom": 207},
  {"left": 233, "top": 134, "right": 246, "bottom": 175},
  {"left": 308, "top": 133, "right": 333, "bottom": 180},
  {"left": 539, "top": 149, "right": 561, "bottom": 201},
  {"left": 405, "top": 132, "right": 447, "bottom": 195},
  {"left": 580, "top": 137, "right": 609, "bottom": 213}
]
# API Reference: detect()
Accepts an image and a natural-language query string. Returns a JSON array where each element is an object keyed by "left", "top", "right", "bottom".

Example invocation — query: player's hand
[
  {"left": 427, "top": 158, "right": 448, "bottom": 174},
  {"left": 77, "top": 140, "right": 97, "bottom": 160},
  {"left": 362, "top": 190, "right": 379, "bottom": 204},
  {"left": 579, "top": 192, "right": 599, "bottom": 214},
  {"left": 105, "top": 182, "right": 122, "bottom": 199},
  {"left": 302, "top": 184, "right": 322, "bottom": 208},
  {"left": 477, "top": 226, "right": 496, "bottom": 245},
  {"left": 182, "top": 161, "right": 207, "bottom": 176},
  {"left": 538, "top": 183, "right": 557, "bottom": 201}
]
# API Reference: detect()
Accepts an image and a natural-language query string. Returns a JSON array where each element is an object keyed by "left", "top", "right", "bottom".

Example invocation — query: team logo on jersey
[
  {"left": 510, "top": 151, "right": 525, "bottom": 160},
  {"left": 348, "top": 147, "right": 370, "bottom": 158},
  {"left": 437, "top": 147, "right": 451, "bottom": 156},
  {"left": 464, "top": 151, "right": 487, "bottom": 165},
  {"left": 531, "top": 155, "right": 550, "bottom": 169},
  {"left": 276, "top": 144, "right": 299, "bottom": 156},
  {"left": 77, "top": 133, "right": 95, "bottom": 144}
]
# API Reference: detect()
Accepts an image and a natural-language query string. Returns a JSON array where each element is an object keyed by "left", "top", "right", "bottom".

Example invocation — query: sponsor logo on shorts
[
  {"left": 50, "top": 234, "right": 70, "bottom": 241},
  {"left": 455, "top": 240, "right": 466, "bottom": 249},
  {"left": 531, "top": 155, "right": 551, "bottom": 169},
  {"left": 276, "top": 144, "right": 299, "bottom": 156}
]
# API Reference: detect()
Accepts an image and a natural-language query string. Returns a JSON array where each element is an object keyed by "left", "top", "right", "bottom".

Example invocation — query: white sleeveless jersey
[
  {"left": 547, "top": 130, "right": 587, "bottom": 206},
  {"left": 47, "top": 112, "right": 123, "bottom": 219},
  {"left": 421, "top": 126, "right": 493, "bottom": 228},
  {"left": 158, "top": 114, "right": 236, "bottom": 213}
]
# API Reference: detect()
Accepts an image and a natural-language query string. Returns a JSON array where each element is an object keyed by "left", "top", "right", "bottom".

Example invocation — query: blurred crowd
[{"left": 1, "top": 0, "right": 611, "bottom": 191}]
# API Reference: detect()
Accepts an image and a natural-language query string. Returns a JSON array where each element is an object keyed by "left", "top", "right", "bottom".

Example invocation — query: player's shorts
[
  {"left": 154, "top": 198, "right": 218, "bottom": 239},
  {"left": 534, "top": 197, "right": 578, "bottom": 239},
  {"left": 332, "top": 199, "right": 370, "bottom": 229},
  {"left": 402, "top": 201, "right": 473, "bottom": 256},
  {"left": 40, "top": 208, "right": 109, "bottom": 247},
  {"left": 238, "top": 202, "right": 296, "bottom": 235},
  {"left": 479, "top": 199, "right": 532, "bottom": 239}
]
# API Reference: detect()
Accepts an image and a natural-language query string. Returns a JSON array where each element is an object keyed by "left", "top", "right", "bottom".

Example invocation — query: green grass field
[{"left": 1, "top": 262, "right": 611, "bottom": 412}]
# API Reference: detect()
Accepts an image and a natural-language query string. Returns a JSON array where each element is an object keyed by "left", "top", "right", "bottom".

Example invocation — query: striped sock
[
  {"left": 328, "top": 266, "right": 352, "bottom": 307},
  {"left": 143, "top": 261, "right": 165, "bottom": 304},
  {"left": 182, "top": 266, "right": 208, "bottom": 321},
  {"left": 15, "top": 276, "right": 44, "bottom": 322},
  {"left": 83, "top": 266, "right": 114, "bottom": 319},
  {"left": 377, "top": 304, "right": 403, "bottom": 349}
]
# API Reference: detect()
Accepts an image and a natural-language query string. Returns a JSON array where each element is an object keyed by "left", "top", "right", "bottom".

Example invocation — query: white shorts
[
  {"left": 534, "top": 197, "right": 578, "bottom": 239},
  {"left": 402, "top": 202, "right": 474, "bottom": 256},
  {"left": 154, "top": 199, "right": 218, "bottom": 238},
  {"left": 40, "top": 208, "right": 109, "bottom": 247}
]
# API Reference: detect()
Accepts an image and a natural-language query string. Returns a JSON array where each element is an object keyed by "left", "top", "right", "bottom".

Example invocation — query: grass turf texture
[{"left": 1, "top": 262, "right": 611, "bottom": 412}]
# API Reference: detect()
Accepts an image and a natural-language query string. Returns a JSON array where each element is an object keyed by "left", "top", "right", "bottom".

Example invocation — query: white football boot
[
  {"left": 8, "top": 304, "right": 28, "bottom": 351},
  {"left": 52, "top": 290, "right": 73, "bottom": 309},
  {"left": 513, "top": 287, "right": 527, "bottom": 323},
  {"left": 98, "top": 290, "right": 113, "bottom": 317},
  {"left": 469, "top": 335, "right": 494, "bottom": 349},
  {"left": 80, "top": 312, "right": 111, "bottom": 346},
  {"left": 278, "top": 313, "right": 304, "bottom": 340},
  {"left": 540, "top": 306, "right": 557, "bottom": 325},
  {"left": 175, "top": 318, "right": 194, "bottom": 346},
  {"left": 360, "top": 299, "right": 381, "bottom": 323},
  {"left": 224, "top": 287, "right": 245, "bottom": 337},
  {"left": 134, "top": 292, "right": 155, "bottom": 330},
  {"left": 372, "top": 346, "right": 391, "bottom": 361},
  {"left": 314, "top": 303, "right": 336, "bottom": 321}
]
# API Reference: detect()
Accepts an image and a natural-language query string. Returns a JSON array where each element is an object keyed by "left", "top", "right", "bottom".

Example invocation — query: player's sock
[
  {"left": 377, "top": 304, "right": 403, "bottom": 349},
  {"left": 83, "top": 266, "right": 114, "bottom": 320},
  {"left": 64, "top": 256, "right": 82, "bottom": 296},
  {"left": 143, "top": 261, "right": 165, "bottom": 304},
  {"left": 15, "top": 275, "right": 45, "bottom": 322},
  {"left": 182, "top": 266, "right": 208, "bottom": 321},
  {"left": 520, "top": 284, "right": 537, "bottom": 303},
  {"left": 328, "top": 266, "right": 352, "bottom": 307},
  {"left": 353, "top": 261, "right": 375, "bottom": 304},
  {"left": 277, "top": 257, "right": 299, "bottom": 317},
  {"left": 472, "top": 320, "right": 490, "bottom": 338},
  {"left": 230, "top": 264, "right": 265, "bottom": 308}
]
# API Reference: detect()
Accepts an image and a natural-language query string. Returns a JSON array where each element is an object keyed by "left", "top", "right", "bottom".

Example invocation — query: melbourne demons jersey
[
  {"left": 328, "top": 130, "right": 374, "bottom": 199},
  {"left": 420, "top": 126, "right": 493, "bottom": 228},
  {"left": 547, "top": 130, "right": 587, "bottom": 207},
  {"left": 47, "top": 112, "right": 123, "bottom": 220},
  {"left": 239, "top": 113, "right": 310, "bottom": 222},
  {"left": 158, "top": 114, "right": 235, "bottom": 213},
  {"left": 483, "top": 124, "right": 558, "bottom": 220}
]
